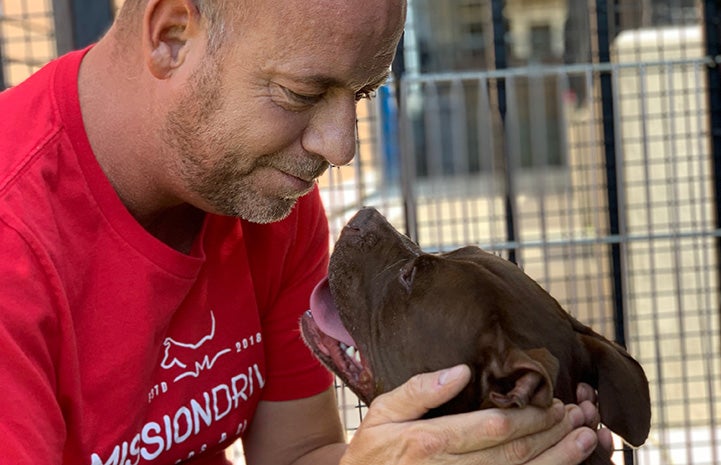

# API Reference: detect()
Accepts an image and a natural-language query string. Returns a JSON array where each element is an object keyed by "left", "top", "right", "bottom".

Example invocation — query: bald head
[
  {"left": 114, "top": 0, "right": 405, "bottom": 57},
  {"left": 237, "top": 0, "right": 406, "bottom": 88},
  {"left": 272, "top": 0, "right": 405, "bottom": 55}
]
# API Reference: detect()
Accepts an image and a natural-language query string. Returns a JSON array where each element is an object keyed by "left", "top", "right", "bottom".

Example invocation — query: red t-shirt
[{"left": 0, "top": 48, "right": 333, "bottom": 464}]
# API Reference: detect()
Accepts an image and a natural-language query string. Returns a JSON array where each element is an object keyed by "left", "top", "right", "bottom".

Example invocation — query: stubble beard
[{"left": 162, "top": 56, "right": 326, "bottom": 224}]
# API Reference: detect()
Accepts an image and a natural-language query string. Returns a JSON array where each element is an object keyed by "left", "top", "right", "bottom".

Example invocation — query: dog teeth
[{"left": 340, "top": 342, "right": 362, "bottom": 364}]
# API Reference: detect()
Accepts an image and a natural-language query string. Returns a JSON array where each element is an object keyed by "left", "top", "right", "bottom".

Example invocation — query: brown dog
[{"left": 300, "top": 207, "right": 651, "bottom": 464}]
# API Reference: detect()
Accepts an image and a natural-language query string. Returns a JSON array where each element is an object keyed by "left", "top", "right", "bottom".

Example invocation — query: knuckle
[
  {"left": 481, "top": 411, "right": 513, "bottom": 441},
  {"left": 405, "top": 372, "right": 429, "bottom": 397},
  {"left": 398, "top": 372, "right": 437, "bottom": 409},
  {"left": 579, "top": 400, "right": 600, "bottom": 428},
  {"left": 503, "top": 437, "right": 535, "bottom": 464},
  {"left": 368, "top": 392, "right": 390, "bottom": 411},
  {"left": 401, "top": 424, "right": 449, "bottom": 458},
  {"left": 565, "top": 404, "right": 585, "bottom": 429}
]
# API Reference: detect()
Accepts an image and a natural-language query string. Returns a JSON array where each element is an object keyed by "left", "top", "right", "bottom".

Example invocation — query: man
[{"left": 0, "top": 0, "right": 610, "bottom": 463}]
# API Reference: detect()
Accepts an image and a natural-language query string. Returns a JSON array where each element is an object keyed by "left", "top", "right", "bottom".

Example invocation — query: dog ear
[
  {"left": 579, "top": 333, "right": 651, "bottom": 446},
  {"left": 480, "top": 347, "right": 560, "bottom": 409}
]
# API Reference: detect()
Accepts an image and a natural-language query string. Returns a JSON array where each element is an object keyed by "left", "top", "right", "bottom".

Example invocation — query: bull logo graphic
[{"left": 160, "top": 311, "right": 231, "bottom": 382}]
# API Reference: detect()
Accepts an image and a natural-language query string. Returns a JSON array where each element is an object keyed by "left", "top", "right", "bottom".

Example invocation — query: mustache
[{"left": 259, "top": 153, "right": 330, "bottom": 181}]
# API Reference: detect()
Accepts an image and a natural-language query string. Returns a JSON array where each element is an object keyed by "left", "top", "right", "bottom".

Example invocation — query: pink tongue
[{"left": 309, "top": 277, "right": 355, "bottom": 347}]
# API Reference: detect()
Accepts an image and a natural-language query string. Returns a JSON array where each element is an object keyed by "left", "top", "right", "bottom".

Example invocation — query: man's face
[{"left": 163, "top": 0, "right": 406, "bottom": 223}]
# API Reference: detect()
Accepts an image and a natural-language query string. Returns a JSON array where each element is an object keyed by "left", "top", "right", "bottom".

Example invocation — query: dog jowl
[{"left": 300, "top": 207, "right": 651, "bottom": 464}]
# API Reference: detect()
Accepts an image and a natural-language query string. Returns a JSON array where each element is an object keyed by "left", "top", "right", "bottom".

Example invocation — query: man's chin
[
  {"left": 197, "top": 178, "right": 316, "bottom": 223},
  {"left": 229, "top": 195, "right": 299, "bottom": 224}
]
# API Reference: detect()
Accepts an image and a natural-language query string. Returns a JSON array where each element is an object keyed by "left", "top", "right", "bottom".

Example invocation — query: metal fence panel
[
  {"left": 0, "top": 0, "right": 56, "bottom": 88},
  {"left": 323, "top": 2, "right": 721, "bottom": 464},
  {"left": 393, "top": 57, "right": 720, "bottom": 465},
  {"left": 2, "top": 0, "right": 720, "bottom": 464}
]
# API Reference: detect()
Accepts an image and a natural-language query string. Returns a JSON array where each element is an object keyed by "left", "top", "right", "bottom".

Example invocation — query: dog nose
[
  {"left": 346, "top": 207, "right": 384, "bottom": 233},
  {"left": 338, "top": 208, "right": 387, "bottom": 250}
]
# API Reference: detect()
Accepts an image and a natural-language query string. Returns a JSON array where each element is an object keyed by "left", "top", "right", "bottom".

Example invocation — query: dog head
[{"left": 301, "top": 207, "right": 650, "bottom": 447}]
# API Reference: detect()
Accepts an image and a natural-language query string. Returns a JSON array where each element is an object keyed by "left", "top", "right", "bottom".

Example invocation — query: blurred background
[{"left": 1, "top": 0, "right": 719, "bottom": 464}]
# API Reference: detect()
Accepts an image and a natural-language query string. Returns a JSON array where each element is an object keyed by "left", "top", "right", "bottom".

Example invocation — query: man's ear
[{"left": 143, "top": 0, "right": 203, "bottom": 79}]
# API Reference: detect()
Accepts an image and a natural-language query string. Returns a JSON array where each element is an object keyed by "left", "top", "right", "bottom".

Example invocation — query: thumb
[{"left": 363, "top": 365, "right": 471, "bottom": 426}]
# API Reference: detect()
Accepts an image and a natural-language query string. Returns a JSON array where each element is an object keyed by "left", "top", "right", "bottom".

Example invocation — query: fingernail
[
  {"left": 438, "top": 365, "right": 466, "bottom": 385},
  {"left": 576, "top": 430, "right": 597, "bottom": 454}
]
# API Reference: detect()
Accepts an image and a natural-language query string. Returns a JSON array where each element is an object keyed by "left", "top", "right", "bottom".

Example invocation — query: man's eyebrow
[
  {"left": 289, "top": 75, "right": 340, "bottom": 88},
  {"left": 290, "top": 69, "right": 392, "bottom": 91}
]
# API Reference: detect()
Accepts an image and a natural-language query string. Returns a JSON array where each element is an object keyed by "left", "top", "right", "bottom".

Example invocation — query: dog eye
[{"left": 399, "top": 264, "right": 417, "bottom": 294}]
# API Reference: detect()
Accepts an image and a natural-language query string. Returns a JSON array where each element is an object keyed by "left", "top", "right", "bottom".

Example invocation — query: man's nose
[{"left": 301, "top": 95, "right": 357, "bottom": 167}]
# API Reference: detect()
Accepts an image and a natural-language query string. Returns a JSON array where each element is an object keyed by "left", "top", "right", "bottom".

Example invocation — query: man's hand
[
  {"left": 341, "top": 365, "right": 600, "bottom": 465},
  {"left": 577, "top": 383, "right": 614, "bottom": 458}
]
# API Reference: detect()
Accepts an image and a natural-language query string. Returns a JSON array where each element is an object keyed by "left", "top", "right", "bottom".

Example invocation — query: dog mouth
[{"left": 300, "top": 278, "right": 375, "bottom": 404}]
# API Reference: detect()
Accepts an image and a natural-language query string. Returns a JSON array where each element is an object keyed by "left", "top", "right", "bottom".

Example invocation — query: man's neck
[
  {"left": 143, "top": 204, "right": 207, "bottom": 254},
  {"left": 77, "top": 35, "right": 205, "bottom": 254}
]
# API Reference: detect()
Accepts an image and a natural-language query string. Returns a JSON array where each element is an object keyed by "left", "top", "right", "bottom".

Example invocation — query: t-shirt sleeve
[
  {"left": 247, "top": 188, "right": 334, "bottom": 401},
  {"left": 0, "top": 219, "right": 66, "bottom": 464}
]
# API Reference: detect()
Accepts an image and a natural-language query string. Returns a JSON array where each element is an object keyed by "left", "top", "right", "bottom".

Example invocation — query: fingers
[
  {"left": 578, "top": 400, "right": 601, "bottom": 430},
  {"left": 412, "top": 403, "right": 595, "bottom": 464},
  {"left": 460, "top": 403, "right": 590, "bottom": 461},
  {"left": 355, "top": 371, "right": 604, "bottom": 465},
  {"left": 363, "top": 364, "right": 472, "bottom": 426},
  {"left": 421, "top": 400, "right": 566, "bottom": 455},
  {"left": 525, "top": 426, "right": 599, "bottom": 465},
  {"left": 597, "top": 427, "right": 614, "bottom": 456},
  {"left": 576, "top": 383, "right": 597, "bottom": 404},
  {"left": 349, "top": 399, "right": 589, "bottom": 465},
  {"left": 576, "top": 382, "right": 613, "bottom": 458}
]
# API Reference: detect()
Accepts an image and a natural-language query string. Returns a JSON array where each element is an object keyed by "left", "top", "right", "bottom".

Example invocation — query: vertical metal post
[
  {"left": 703, "top": 1, "right": 721, "bottom": 260},
  {"left": 0, "top": 0, "right": 3, "bottom": 89},
  {"left": 703, "top": 0, "right": 721, "bottom": 342},
  {"left": 597, "top": 0, "right": 626, "bottom": 347},
  {"left": 0, "top": 0, "right": 5, "bottom": 89},
  {"left": 70, "top": 0, "right": 113, "bottom": 49},
  {"left": 52, "top": 0, "right": 75, "bottom": 55},
  {"left": 53, "top": 0, "right": 113, "bottom": 54},
  {"left": 0, "top": 39, "right": 6, "bottom": 91},
  {"left": 491, "top": 0, "right": 518, "bottom": 264},
  {"left": 595, "top": 1, "right": 633, "bottom": 462},
  {"left": 401, "top": 0, "right": 420, "bottom": 241}
]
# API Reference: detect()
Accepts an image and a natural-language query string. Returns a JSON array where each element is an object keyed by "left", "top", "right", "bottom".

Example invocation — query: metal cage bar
[
  {"left": 0, "top": 33, "right": 5, "bottom": 90},
  {"left": 52, "top": 0, "right": 112, "bottom": 53},
  {"left": 2, "top": 1, "right": 720, "bottom": 464}
]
